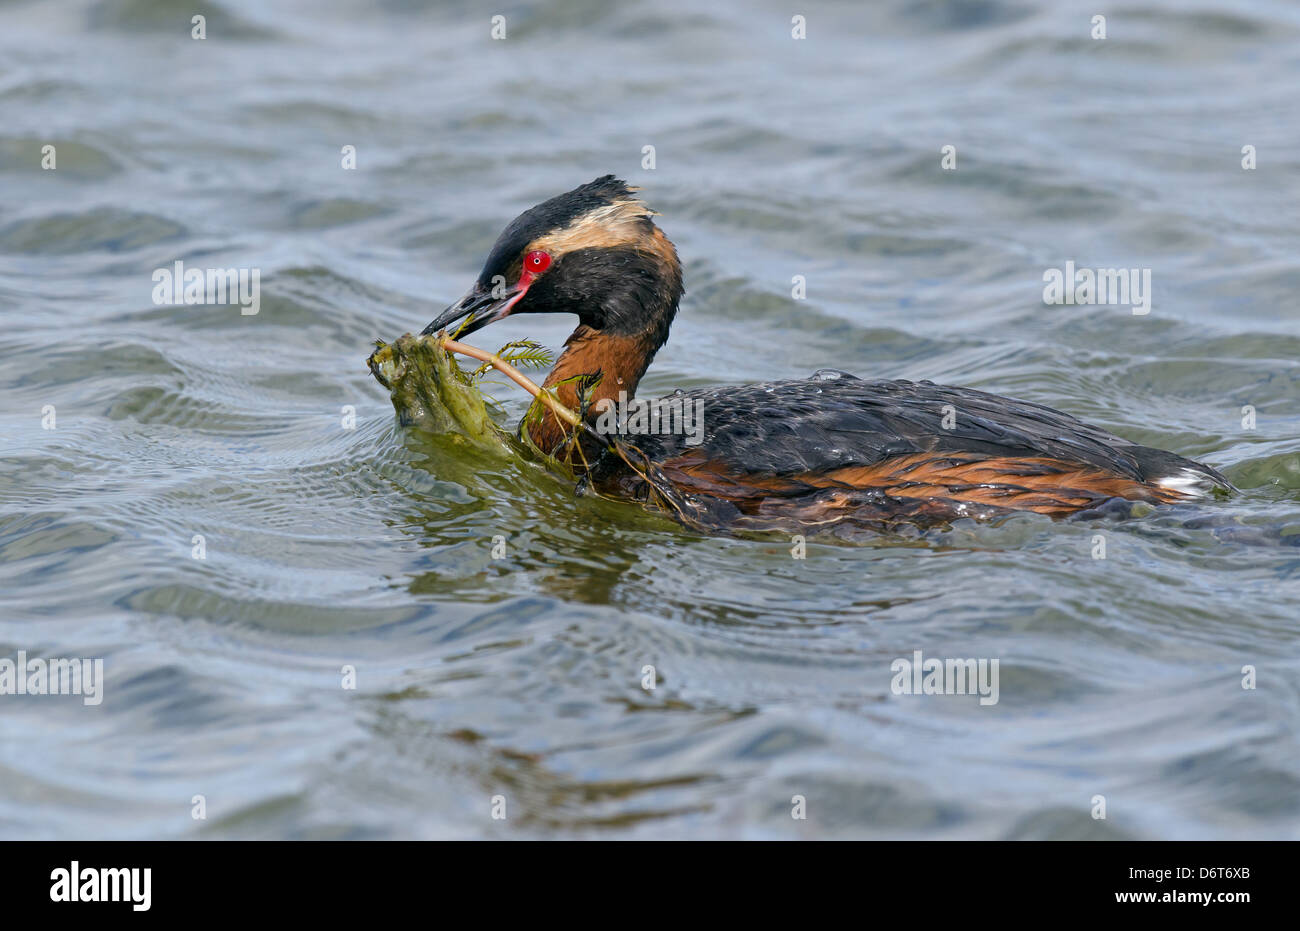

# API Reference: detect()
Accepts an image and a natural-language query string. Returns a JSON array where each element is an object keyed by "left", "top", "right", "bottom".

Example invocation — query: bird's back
[{"left": 595, "top": 371, "right": 1230, "bottom": 525}]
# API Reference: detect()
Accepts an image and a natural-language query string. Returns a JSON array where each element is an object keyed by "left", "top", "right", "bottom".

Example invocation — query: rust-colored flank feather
[
  {"left": 598, "top": 373, "right": 1230, "bottom": 529},
  {"left": 652, "top": 450, "right": 1190, "bottom": 522}
]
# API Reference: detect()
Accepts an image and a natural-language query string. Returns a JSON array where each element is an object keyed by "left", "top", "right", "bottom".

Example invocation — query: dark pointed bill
[{"left": 421, "top": 283, "right": 525, "bottom": 339}]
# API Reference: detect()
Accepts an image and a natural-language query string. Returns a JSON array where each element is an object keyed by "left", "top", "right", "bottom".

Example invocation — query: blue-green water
[{"left": 1, "top": 0, "right": 1298, "bottom": 838}]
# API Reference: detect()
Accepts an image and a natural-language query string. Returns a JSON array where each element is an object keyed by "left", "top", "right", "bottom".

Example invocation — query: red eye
[{"left": 524, "top": 250, "right": 551, "bottom": 274}]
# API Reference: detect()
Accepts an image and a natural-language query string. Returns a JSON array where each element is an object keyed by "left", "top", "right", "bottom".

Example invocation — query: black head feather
[
  {"left": 474, "top": 175, "right": 683, "bottom": 346},
  {"left": 477, "top": 175, "right": 641, "bottom": 288}
]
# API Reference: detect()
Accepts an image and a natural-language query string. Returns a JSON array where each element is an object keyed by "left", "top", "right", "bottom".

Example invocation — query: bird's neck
[
  {"left": 526, "top": 225, "right": 683, "bottom": 459},
  {"left": 526, "top": 324, "right": 663, "bottom": 456}
]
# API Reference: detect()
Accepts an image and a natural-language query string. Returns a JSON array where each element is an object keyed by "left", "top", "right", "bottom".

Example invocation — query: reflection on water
[{"left": 1, "top": 0, "right": 1298, "bottom": 839}]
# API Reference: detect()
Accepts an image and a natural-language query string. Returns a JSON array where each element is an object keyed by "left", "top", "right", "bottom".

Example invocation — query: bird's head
[{"left": 423, "top": 175, "right": 683, "bottom": 350}]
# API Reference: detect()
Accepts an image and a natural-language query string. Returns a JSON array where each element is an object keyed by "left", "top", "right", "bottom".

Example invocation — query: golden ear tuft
[{"left": 592, "top": 197, "right": 652, "bottom": 224}]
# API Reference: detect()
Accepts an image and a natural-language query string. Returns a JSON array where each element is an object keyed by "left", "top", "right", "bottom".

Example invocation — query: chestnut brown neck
[
  {"left": 522, "top": 223, "right": 683, "bottom": 460},
  {"left": 526, "top": 325, "right": 660, "bottom": 456}
]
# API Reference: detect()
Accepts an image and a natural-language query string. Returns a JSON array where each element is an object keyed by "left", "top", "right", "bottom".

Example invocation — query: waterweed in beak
[
  {"left": 367, "top": 332, "right": 560, "bottom": 447},
  {"left": 366, "top": 331, "right": 733, "bottom": 535},
  {"left": 367, "top": 333, "right": 506, "bottom": 443}
]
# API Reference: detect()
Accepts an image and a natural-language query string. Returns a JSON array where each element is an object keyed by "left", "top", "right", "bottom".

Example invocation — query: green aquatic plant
[
  {"left": 465, "top": 338, "right": 553, "bottom": 381},
  {"left": 366, "top": 332, "right": 509, "bottom": 448},
  {"left": 366, "top": 332, "right": 1013, "bottom": 536},
  {"left": 367, "top": 332, "right": 585, "bottom": 464},
  {"left": 366, "top": 332, "right": 721, "bottom": 530}
]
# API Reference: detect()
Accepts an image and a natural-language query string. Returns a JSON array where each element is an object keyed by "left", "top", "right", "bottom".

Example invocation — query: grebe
[{"left": 422, "top": 176, "right": 1231, "bottom": 526}]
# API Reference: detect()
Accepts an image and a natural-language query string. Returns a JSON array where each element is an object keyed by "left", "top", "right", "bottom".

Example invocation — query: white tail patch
[{"left": 1156, "top": 467, "right": 1215, "bottom": 497}]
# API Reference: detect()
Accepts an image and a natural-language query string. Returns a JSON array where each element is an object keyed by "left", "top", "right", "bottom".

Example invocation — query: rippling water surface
[{"left": 2, "top": 0, "right": 1298, "bottom": 839}]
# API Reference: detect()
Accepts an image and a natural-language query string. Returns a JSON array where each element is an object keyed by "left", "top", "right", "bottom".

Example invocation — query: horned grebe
[{"left": 420, "top": 176, "right": 1231, "bottom": 527}]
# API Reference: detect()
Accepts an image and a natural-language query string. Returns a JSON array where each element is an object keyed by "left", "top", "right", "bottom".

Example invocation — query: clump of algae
[
  {"left": 366, "top": 332, "right": 723, "bottom": 531},
  {"left": 366, "top": 332, "right": 509, "bottom": 451}
]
